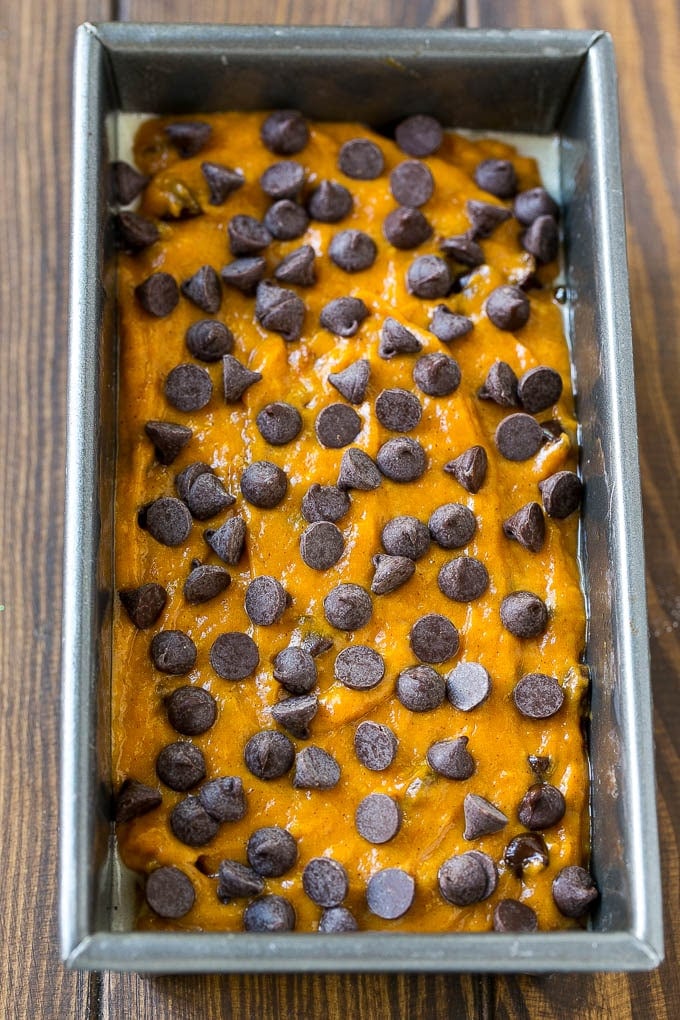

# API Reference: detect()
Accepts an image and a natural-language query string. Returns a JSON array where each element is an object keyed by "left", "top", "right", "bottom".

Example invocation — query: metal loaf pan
[{"left": 62, "top": 23, "right": 663, "bottom": 972}]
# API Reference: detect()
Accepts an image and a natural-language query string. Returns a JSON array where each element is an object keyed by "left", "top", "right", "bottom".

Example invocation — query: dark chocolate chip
[
  {"left": 390, "top": 160, "right": 434, "bottom": 207},
  {"left": 438, "top": 557, "right": 489, "bottom": 602},
  {"left": 430, "top": 305, "right": 473, "bottom": 343},
  {"left": 379, "top": 318, "right": 423, "bottom": 359},
  {"left": 300, "top": 521, "right": 344, "bottom": 571},
  {"left": 204, "top": 515, "right": 246, "bottom": 564},
  {"left": 170, "top": 796, "right": 219, "bottom": 846},
  {"left": 552, "top": 866, "right": 599, "bottom": 917},
  {"left": 301, "top": 633, "right": 334, "bottom": 657},
  {"left": 337, "top": 448, "right": 381, "bottom": 491},
  {"left": 438, "top": 851, "right": 497, "bottom": 906},
  {"left": 495, "top": 413, "right": 544, "bottom": 461},
  {"left": 395, "top": 114, "right": 443, "bottom": 157},
  {"left": 210, "top": 632, "right": 259, "bottom": 680},
  {"left": 446, "top": 662, "right": 492, "bottom": 711},
  {"left": 428, "top": 736, "right": 474, "bottom": 780},
  {"left": 271, "top": 693, "right": 319, "bottom": 739},
  {"left": 146, "top": 866, "right": 195, "bottom": 918},
  {"left": 260, "top": 160, "right": 305, "bottom": 200},
  {"left": 376, "top": 436, "right": 427, "bottom": 482},
  {"left": 245, "top": 575, "right": 288, "bottom": 626},
  {"left": 474, "top": 158, "right": 517, "bottom": 199},
  {"left": 200, "top": 776, "right": 246, "bottom": 823},
  {"left": 539, "top": 471, "right": 583, "bottom": 518},
  {"left": 244, "top": 730, "right": 295, "bottom": 780},
  {"left": 528, "top": 754, "right": 552, "bottom": 776},
  {"left": 222, "top": 355, "right": 262, "bottom": 402},
  {"left": 338, "top": 138, "right": 384, "bottom": 179},
  {"left": 366, "top": 868, "right": 415, "bottom": 919},
  {"left": 114, "top": 211, "right": 159, "bottom": 251},
  {"left": 186, "top": 473, "right": 235, "bottom": 520},
  {"left": 307, "top": 180, "right": 353, "bottom": 222},
  {"left": 255, "top": 280, "right": 305, "bottom": 341},
  {"left": 463, "top": 792, "right": 508, "bottom": 840},
  {"left": 324, "top": 583, "right": 373, "bottom": 631},
  {"left": 315, "top": 403, "right": 362, "bottom": 449},
  {"left": 156, "top": 741, "right": 205, "bottom": 791},
  {"left": 221, "top": 256, "right": 267, "bottom": 295},
  {"left": 407, "top": 255, "right": 452, "bottom": 299},
  {"left": 240, "top": 460, "right": 288, "bottom": 508},
  {"left": 413, "top": 352, "right": 461, "bottom": 397},
  {"left": 334, "top": 645, "right": 385, "bottom": 690},
  {"left": 320, "top": 296, "right": 369, "bottom": 337},
  {"left": 144, "top": 496, "right": 192, "bottom": 547},
  {"left": 493, "top": 899, "right": 538, "bottom": 933},
  {"left": 504, "top": 833, "right": 549, "bottom": 877},
  {"left": 513, "top": 673, "right": 564, "bottom": 719},
  {"left": 261, "top": 110, "right": 309, "bottom": 155},
  {"left": 303, "top": 858, "right": 349, "bottom": 907},
  {"left": 302, "top": 484, "right": 351, "bottom": 523},
  {"left": 522, "top": 214, "right": 559, "bottom": 264},
  {"left": 119, "top": 583, "right": 167, "bottom": 629},
  {"left": 186, "top": 319, "right": 234, "bottom": 362},
  {"left": 167, "top": 686, "right": 217, "bottom": 735},
  {"left": 444, "top": 446, "right": 487, "bottom": 494},
  {"left": 381, "top": 516, "right": 430, "bottom": 560},
  {"left": 328, "top": 360, "right": 370, "bottom": 404},
  {"left": 518, "top": 783, "right": 566, "bottom": 830},
  {"left": 383, "top": 206, "right": 433, "bottom": 249},
  {"left": 410, "top": 613, "right": 459, "bottom": 663},
  {"left": 429, "top": 503, "right": 477, "bottom": 550},
  {"left": 177, "top": 464, "right": 213, "bottom": 502},
  {"left": 466, "top": 199, "right": 512, "bottom": 238},
  {"left": 165, "top": 120, "right": 212, "bottom": 158},
  {"left": 293, "top": 745, "right": 341, "bottom": 789},
  {"left": 486, "top": 285, "right": 530, "bottom": 331},
  {"left": 479, "top": 360, "right": 519, "bottom": 407},
  {"left": 541, "top": 419, "right": 566, "bottom": 442},
  {"left": 256, "top": 402, "right": 303, "bottom": 446},
  {"left": 329, "top": 229, "right": 377, "bottom": 272},
  {"left": 264, "top": 199, "right": 309, "bottom": 241},
  {"left": 514, "top": 187, "right": 560, "bottom": 225},
  {"left": 109, "top": 160, "right": 149, "bottom": 205},
  {"left": 115, "top": 779, "right": 162, "bottom": 823},
  {"left": 371, "top": 554, "right": 415, "bottom": 595},
  {"left": 500, "top": 591, "right": 549, "bottom": 638},
  {"left": 518, "top": 365, "right": 563, "bottom": 413},
  {"left": 135, "top": 272, "right": 179, "bottom": 317},
  {"left": 181, "top": 265, "right": 222, "bottom": 314},
  {"left": 354, "top": 720, "right": 398, "bottom": 770},
  {"left": 503, "top": 502, "right": 545, "bottom": 553},
  {"left": 200, "top": 161, "right": 244, "bottom": 205},
  {"left": 247, "top": 825, "right": 298, "bottom": 876},
  {"left": 244, "top": 895, "right": 296, "bottom": 931},
  {"left": 375, "top": 388, "right": 422, "bottom": 432},
  {"left": 319, "top": 907, "right": 359, "bottom": 932},
  {"left": 439, "top": 234, "right": 485, "bottom": 267},
  {"left": 274, "top": 244, "right": 316, "bottom": 287},
  {"left": 396, "top": 665, "right": 445, "bottom": 712},
  {"left": 164, "top": 363, "right": 213, "bottom": 412},
  {"left": 150, "top": 630, "right": 197, "bottom": 675},
  {"left": 273, "top": 647, "right": 317, "bottom": 695},
  {"left": 355, "top": 793, "right": 401, "bottom": 844},
  {"left": 217, "top": 860, "right": 264, "bottom": 901},
  {"left": 228, "top": 214, "right": 272, "bottom": 256}
]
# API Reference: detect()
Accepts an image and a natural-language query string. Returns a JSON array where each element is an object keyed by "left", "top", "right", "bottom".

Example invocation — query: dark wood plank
[{"left": 117, "top": 0, "right": 463, "bottom": 25}]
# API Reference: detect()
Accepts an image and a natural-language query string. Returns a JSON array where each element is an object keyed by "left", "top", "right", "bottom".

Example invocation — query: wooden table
[{"left": 2, "top": 0, "right": 678, "bottom": 1016}]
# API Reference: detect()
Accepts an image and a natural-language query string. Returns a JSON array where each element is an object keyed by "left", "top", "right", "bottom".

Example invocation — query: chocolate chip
[
  {"left": 114, "top": 211, "right": 159, "bottom": 251},
  {"left": 371, "top": 554, "right": 415, "bottom": 594},
  {"left": 552, "top": 866, "right": 599, "bottom": 917},
  {"left": 339, "top": 136, "right": 385, "bottom": 177},
  {"left": 293, "top": 745, "right": 341, "bottom": 789},
  {"left": 244, "top": 730, "right": 295, "bottom": 780},
  {"left": 301, "top": 633, "right": 334, "bottom": 657},
  {"left": 228, "top": 214, "right": 272, "bottom": 256},
  {"left": 146, "top": 866, "right": 195, "bottom": 918},
  {"left": 465, "top": 204, "right": 510, "bottom": 245},
  {"left": 438, "top": 557, "right": 489, "bottom": 602},
  {"left": 181, "top": 265, "right": 222, "bottom": 314},
  {"left": 354, "top": 720, "right": 398, "bottom": 770},
  {"left": 522, "top": 214, "right": 559, "bottom": 264},
  {"left": 200, "top": 161, "right": 244, "bottom": 205},
  {"left": 500, "top": 591, "right": 548, "bottom": 638},
  {"left": 172, "top": 457, "right": 211, "bottom": 500},
  {"left": 389, "top": 161, "right": 433, "bottom": 207},
  {"left": 261, "top": 110, "right": 309, "bottom": 155},
  {"left": 319, "top": 906, "right": 359, "bottom": 932},
  {"left": 366, "top": 868, "right": 415, "bottom": 919},
  {"left": 119, "top": 583, "right": 167, "bottom": 629},
  {"left": 504, "top": 833, "right": 549, "bottom": 876},
  {"left": 303, "top": 858, "right": 349, "bottom": 907},
  {"left": 463, "top": 792, "right": 508, "bottom": 840},
  {"left": 165, "top": 120, "right": 212, "bottom": 157},
  {"left": 260, "top": 160, "right": 305, "bottom": 200},
  {"left": 396, "top": 665, "right": 445, "bottom": 712},
  {"left": 135, "top": 272, "right": 179, "bottom": 317},
  {"left": 439, "top": 234, "right": 485, "bottom": 267},
  {"left": 170, "top": 796, "right": 220, "bottom": 846},
  {"left": 109, "top": 160, "right": 148, "bottom": 205},
  {"left": 221, "top": 355, "right": 261, "bottom": 403},
  {"left": 528, "top": 754, "right": 552, "bottom": 776},
  {"left": 324, "top": 583, "right": 372, "bottom": 632},
  {"left": 320, "top": 297, "right": 369, "bottom": 337},
  {"left": 429, "top": 504, "right": 477, "bottom": 550},
  {"left": 446, "top": 662, "right": 492, "bottom": 711},
  {"left": 376, "top": 437, "right": 427, "bottom": 482},
  {"left": 328, "top": 360, "right": 370, "bottom": 404},
  {"left": 244, "top": 575, "right": 288, "bottom": 627},
  {"left": 514, "top": 187, "right": 560, "bottom": 225},
  {"left": 429, "top": 305, "right": 473, "bottom": 343},
  {"left": 413, "top": 352, "right": 461, "bottom": 397},
  {"left": 518, "top": 783, "right": 566, "bottom": 829},
  {"left": 381, "top": 516, "right": 430, "bottom": 560},
  {"left": 517, "top": 366, "right": 563, "bottom": 414},
  {"left": 315, "top": 404, "right": 362, "bottom": 449},
  {"left": 221, "top": 256, "right": 267, "bottom": 295},
  {"left": 302, "top": 484, "right": 351, "bottom": 523},
  {"left": 334, "top": 645, "right": 385, "bottom": 690},
  {"left": 539, "top": 471, "right": 583, "bottom": 518},
  {"left": 186, "top": 473, "right": 235, "bottom": 520},
  {"left": 167, "top": 686, "right": 217, "bottom": 735},
  {"left": 503, "top": 502, "right": 545, "bottom": 553},
  {"left": 307, "top": 180, "right": 353, "bottom": 222},
  {"left": 338, "top": 448, "right": 381, "bottom": 491},
  {"left": 264, "top": 199, "right": 309, "bottom": 241},
  {"left": 248, "top": 825, "right": 298, "bottom": 876},
  {"left": 244, "top": 895, "right": 296, "bottom": 931},
  {"left": 383, "top": 206, "right": 433, "bottom": 249},
  {"left": 486, "top": 285, "right": 530, "bottom": 331},
  {"left": 407, "top": 255, "right": 452, "bottom": 299},
  {"left": 495, "top": 413, "right": 544, "bottom": 461},
  {"left": 493, "top": 899, "right": 538, "bottom": 933},
  {"left": 204, "top": 515, "right": 246, "bottom": 564},
  {"left": 255, "top": 280, "right": 305, "bottom": 341},
  {"left": 210, "top": 632, "right": 259, "bottom": 680},
  {"left": 156, "top": 741, "right": 205, "bottom": 791},
  {"left": 410, "top": 613, "right": 459, "bottom": 663},
  {"left": 438, "top": 851, "right": 497, "bottom": 906},
  {"left": 428, "top": 736, "right": 475, "bottom": 780},
  {"left": 379, "top": 318, "right": 423, "bottom": 359},
  {"left": 513, "top": 672, "right": 564, "bottom": 719},
  {"left": 151, "top": 630, "right": 197, "bottom": 675},
  {"left": 474, "top": 158, "right": 517, "bottom": 199},
  {"left": 143, "top": 497, "right": 192, "bottom": 547},
  {"left": 217, "top": 860, "right": 264, "bottom": 901},
  {"left": 273, "top": 647, "right": 317, "bottom": 694},
  {"left": 240, "top": 460, "right": 288, "bottom": 508},
  {"left": 375, "top": 388, "right": 422, "bottom": 432},
  {"left": 300, "top": 521, "right": 344, "bottom": 570},
  {"left": 157, "top": 179, "right": 202, "bottom": 220},
  {"left": 165, "top": 363, "right": 213, "bottom": 412},
  {"left": 115, "top": 779, "right": 162, "bottom": 823},
  {"left": 329, "top": 229, "right": 378, "bottom": 273},
  {"left": 255, "top": 402, "right": 302, "bottom": 446},
  {"left": 356, "top": 794, "right": 401, "bottom": 845},
  {"left": 198, "top": 773, "right": 245, "bottom": 818},
  {"left": 479, "top": 361, "right": 519, "bottom": 407},
  {"left": 444, "top": 446, "right": 487, "bottom": 493},
  {"left": 395, "top": 114, "right": 442, "bottom": 157},
  {"left": 271, "top": 693, "right": 319, "bottom": 739},
  {"left": 185, "top": 320, "right": 233, "bottom": 362},
  {"left": 274, "top": 244, "right": 316, "bottom": 287}
]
